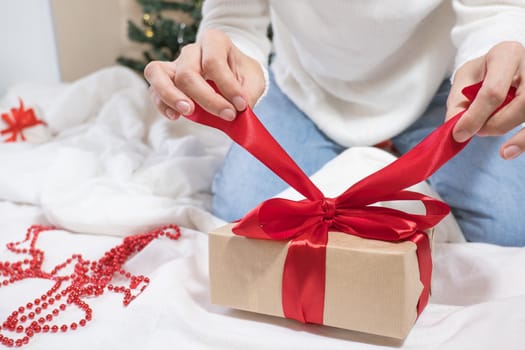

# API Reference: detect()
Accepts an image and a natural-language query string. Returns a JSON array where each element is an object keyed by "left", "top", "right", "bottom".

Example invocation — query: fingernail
[
  {"left": 219, "top": 108, "right": 236, "bottom": 121},
  {"left": 454, "top": 130, "right": 470, "bottom": 143},
  {"left": 232, "top": 96, "right": 247, "bottom": 111},
  {"left": 503, "top": 145, "right": 521, "bottom": 160},
  {"left": 166, "top": 108, "right": 177, "bottom": 120},
  {"left": 175, "top": 101, "right": 191, "bottom": 115}
]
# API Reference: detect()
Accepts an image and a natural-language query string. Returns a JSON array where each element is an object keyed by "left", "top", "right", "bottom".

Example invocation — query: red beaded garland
[{"left": 0, "top": 224, "right": 181, "bottom": 347}]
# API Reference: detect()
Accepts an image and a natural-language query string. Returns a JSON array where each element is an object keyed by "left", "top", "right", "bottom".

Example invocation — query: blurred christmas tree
[{"left": 117, "top": 0, "right": 203, "bottom": 74}]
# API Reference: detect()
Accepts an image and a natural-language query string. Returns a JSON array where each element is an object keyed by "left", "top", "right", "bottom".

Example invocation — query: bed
[{"left": 1, "top": 67, "right": 524, "bottom": 350}]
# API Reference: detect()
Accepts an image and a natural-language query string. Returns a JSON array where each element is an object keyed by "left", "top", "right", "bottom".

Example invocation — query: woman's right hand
[{"left": 144, "top": 29, "right": 266, "bottom": 121}]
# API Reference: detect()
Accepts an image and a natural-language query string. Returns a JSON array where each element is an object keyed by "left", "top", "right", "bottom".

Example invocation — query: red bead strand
[{"left": 0, "top": 224, "right": 181, "bottom": 347}]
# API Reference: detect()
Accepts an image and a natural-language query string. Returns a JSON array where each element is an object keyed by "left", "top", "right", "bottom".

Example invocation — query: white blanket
[{"left": 1, "top": 67, "right": 524, "bottom": 349}]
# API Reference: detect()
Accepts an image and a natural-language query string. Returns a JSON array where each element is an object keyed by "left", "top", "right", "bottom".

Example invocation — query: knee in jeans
[
  {"left": 211, "top": 144, "right": 287, "bottom": 222},
  {"left": 458, "top": 206, "right": 525, "bottom": 247},
  {"left": 211, "top": 162, "right": 251, "bottom": 222}
]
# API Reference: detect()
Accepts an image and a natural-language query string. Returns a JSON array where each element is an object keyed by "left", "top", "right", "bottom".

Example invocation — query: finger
[
  {"left": 201, "top": 31, "right": 247, "bottom": 111},
  {"left": 500, "top": 124, "right": 525, "bottom": 160},
  {"left": 480, "top": 85, "right": 525, "bottom": 136},
  {"left": 149, "top": 86, "right": 180, "bottom": 120},
  {"left": 446, "top": 56, "right": 484, "bottom": 121},
  {"left": 453, "top": 50, "right": 521, "bottom": 142},
  {"left": 144, "top": 61, "right": 194, "bottom": 116},
  {"left": 175, "top": 44, "right": 238, "bottom": 121}
]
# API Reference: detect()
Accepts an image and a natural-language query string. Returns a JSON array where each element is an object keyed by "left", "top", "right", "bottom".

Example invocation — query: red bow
[
  {"left": 187, "top": 81, "right": 515, "bottom": 325},
  {"left": 1, "top": 99, "right": 47, "bottom": 142}
]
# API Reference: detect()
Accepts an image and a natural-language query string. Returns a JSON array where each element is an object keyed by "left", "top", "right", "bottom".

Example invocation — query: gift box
[
  {"left": 210, "top": 224, "right": 432, "bottom": 338},
  {"left": 187, "top": 81, "right": 516, "bottom": 339},
  {"left": 1, "top": 99, "right": 51, "bottom": 143}
]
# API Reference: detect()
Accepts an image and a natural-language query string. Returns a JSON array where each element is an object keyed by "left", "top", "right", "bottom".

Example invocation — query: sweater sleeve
[
  {"left": 198, "top": 0, "right": 272, "bottom": 94},
  {"left": 451, "top": 0, "right": 525, "bottom": 76}
]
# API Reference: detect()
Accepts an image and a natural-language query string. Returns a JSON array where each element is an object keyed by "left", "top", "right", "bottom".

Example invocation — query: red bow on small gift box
[
  {"left": 1, "top": 99, "right": 47, "bottom": 143},
  {"left": 188, "top": 81, "right": 515, "bottom": 326}
]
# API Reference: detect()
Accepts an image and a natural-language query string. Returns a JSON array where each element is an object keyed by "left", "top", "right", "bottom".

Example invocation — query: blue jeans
[{"left": 212, "top": 73, "right": 525, "bottom": 246}]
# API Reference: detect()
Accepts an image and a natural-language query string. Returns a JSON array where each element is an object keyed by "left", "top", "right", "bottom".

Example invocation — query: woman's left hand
[{"left": 446, "top": 41, "right": 525, "bottom": 159}]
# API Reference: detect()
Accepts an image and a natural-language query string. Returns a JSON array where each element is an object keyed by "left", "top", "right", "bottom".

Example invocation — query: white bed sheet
[{"left": 1, "top": 67, "right": 524, "bottom": 350}]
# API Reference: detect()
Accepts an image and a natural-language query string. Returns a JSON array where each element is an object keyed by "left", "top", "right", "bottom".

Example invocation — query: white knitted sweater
[{"left": 199, "top": 0, "right": 525, "bottom": 146}]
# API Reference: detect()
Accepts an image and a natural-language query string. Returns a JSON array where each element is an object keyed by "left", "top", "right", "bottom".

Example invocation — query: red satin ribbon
[
  {"left": 187, "top": 81, "right": 516, "bottom": 325},
  {"left": 1, "top": 99, "right": 47, "bottom": 142}
]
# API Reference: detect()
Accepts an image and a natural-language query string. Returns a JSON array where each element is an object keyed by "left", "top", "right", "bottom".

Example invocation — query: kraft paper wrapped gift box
[
  {"left": 209, "top": 224, "right": 429, "bottom": 340},
  {"left": 185, "top": 80, "right": 510, "bottom": 340},
  {"left": 207, "top": 149, "right": 440, "bottom": 340},
  {"left": 196, "top": 106, "right": 449, "bottom": 339},
  {"left": 195, "top": 107, "right": 446, "bottom": 339}
]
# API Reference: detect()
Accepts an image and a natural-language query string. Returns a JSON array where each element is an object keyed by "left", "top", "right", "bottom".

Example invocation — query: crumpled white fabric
[{"left": 0, "top": 66, "right": 229, "bottom": 235}]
